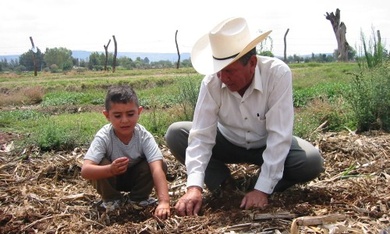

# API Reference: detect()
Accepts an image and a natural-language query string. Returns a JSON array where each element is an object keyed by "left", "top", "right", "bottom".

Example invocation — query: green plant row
[{"left": 1, "top": 60, "right": 389, "bottom": 153}]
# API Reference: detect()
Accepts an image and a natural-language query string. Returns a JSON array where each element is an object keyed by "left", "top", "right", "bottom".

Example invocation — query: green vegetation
[
  {"left": 342, "top": 30, "right": 390, "bottom": 132},
  {"left": 1, "top": 57, "right": 389, "bottom": 152}
]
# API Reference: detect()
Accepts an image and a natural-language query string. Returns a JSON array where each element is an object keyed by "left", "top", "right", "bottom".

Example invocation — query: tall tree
[
  {"left": 19, "top": 48, "right": 44, "bottom": 72},
  {"left": 44, "top": 47, "right": 73, "bottom": 71},
  {"left": 325, "top": 8, "right": 349, "bottom": 61}
]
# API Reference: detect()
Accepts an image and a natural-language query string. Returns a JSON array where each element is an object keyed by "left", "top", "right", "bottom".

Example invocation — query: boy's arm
[
  {"left": 81, "top": 157, "right": 129, "bottom": 180},
  {"left": 149, "top": 160, "right": 170, "bottom": 204}
]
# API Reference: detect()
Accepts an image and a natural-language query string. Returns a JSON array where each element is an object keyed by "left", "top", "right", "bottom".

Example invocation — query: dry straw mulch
[{"left": 0, "top": 131, "right": 389, "bottom": 233}]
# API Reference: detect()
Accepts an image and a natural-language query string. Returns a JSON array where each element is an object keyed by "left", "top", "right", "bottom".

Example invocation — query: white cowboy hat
[{"left": 191, "top": 17, "right": 272, "bottom": 75}]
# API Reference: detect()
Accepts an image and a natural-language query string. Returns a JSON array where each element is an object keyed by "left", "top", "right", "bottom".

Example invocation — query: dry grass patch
[
  {"left": 0, "top": 86, "right": 44, "bottom": 106},
  {"left": 0, "top": 131, "right": 389, "bottom": 233}
]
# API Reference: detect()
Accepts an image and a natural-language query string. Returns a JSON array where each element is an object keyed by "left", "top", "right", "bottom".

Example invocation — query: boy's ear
[
  {"left": 138, "top": 106, "right": 143, "bottom": 115},
  {"left": 103, "top": 110, "right": 109, "bottom": 119}
]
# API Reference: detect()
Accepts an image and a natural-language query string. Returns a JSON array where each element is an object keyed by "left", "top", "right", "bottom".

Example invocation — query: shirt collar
[{"left": 253, "top": 64, "right": 263, "bottom": 93}]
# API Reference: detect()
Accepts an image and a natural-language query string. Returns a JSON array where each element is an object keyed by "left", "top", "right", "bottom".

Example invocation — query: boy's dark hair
[{"left": 105, "top": 85, "right": 139, "bottom": 111}]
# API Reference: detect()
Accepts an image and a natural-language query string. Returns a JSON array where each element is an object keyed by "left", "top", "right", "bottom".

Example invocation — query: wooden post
[
  {"left": 112, "top": 35, "right": 117, "bottom": 73},
  {"left": 175, "top": 30, "right": 180, "bottom": 69},
  {"left": 29, "top": 36, "right": 38, "bottom": 76},
  {"left": 283, "top": 28, "right": 290, "bottom": 63},
  {"left": 104, "top": 39, "right": 111, "bottom": 71}
]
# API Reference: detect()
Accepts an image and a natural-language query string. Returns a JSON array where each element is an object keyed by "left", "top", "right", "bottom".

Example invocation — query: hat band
[{"left": 213, "top": 53, "right": 239, "bottom": 61}]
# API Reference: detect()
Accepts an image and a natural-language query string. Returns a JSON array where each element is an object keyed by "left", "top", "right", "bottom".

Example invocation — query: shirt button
[{"left": 244, "top": 117, "right": 248, "bottom": 120}]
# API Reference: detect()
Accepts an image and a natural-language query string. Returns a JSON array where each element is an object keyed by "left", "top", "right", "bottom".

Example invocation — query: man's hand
[
  {"left": 240, "top": 189, "right": 269, "bottom": 210},
  {"left": 110, "top": 157, "right": 129, "bottom": 176},
  {"left": 175, "top": 186, "right": 202, "bottom": 216}
]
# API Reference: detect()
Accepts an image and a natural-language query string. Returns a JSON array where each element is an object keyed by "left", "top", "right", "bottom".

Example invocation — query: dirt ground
[{"left": 0, "top": 130, "right": 389, "bottom": 233}]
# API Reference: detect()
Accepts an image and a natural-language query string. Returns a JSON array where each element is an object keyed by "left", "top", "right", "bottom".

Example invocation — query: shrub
[
  {"left": 345, "top": 65, "right": 390, "bottom": 132},
  {"left": 176, "top": 76, "right": 200, "bottom": 120},
  {"left": 346, "top": 29, "right": 390, "bottom": 132}
]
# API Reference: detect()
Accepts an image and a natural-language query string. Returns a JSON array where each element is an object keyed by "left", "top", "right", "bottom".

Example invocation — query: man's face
[{"left": 217, "top": 55, "right": 256, "bottom": 94}]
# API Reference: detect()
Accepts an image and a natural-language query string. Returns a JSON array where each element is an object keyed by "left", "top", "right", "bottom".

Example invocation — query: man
[{"left": 165, "top": 17, "right": 324, "bottom": 216}]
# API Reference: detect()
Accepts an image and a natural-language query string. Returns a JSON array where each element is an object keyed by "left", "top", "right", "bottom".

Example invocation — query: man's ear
[{"left": 250, "top": 55, "right": 257, "bottom": 66}]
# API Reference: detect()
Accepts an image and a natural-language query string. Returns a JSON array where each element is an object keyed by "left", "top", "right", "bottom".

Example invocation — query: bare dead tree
[
  {"left": 325, "top": 8, "right": 349, "bottom": 61},
  {"left": 283, "top": 28, "right": 290, "bottom": 63},
  {"left": 112, "top": 35, "right": 117, "bottom": 73},
  {"left": 175, "top": 30, "right": 180, "bottom": 69},
  {"left": 376, "top": 29, "right": 382, "bottom": 55},
  {"left": 29, "top": 36, "right": 38, "bottom": 76},
  {"left": 104, "top": 39, "right": 111, "bottom": 71}
]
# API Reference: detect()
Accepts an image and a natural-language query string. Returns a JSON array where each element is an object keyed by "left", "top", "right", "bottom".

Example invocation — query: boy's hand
[
  {"left": 110, "top": 157, "right": 129, "bottom": 176},
  {"left": 154, "top": 201, "right": 170, "bottom": 220}
]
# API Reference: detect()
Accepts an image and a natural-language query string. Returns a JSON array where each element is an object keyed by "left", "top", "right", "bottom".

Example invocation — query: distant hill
[
  {"left": 0, "top": 55, "right": 19, "bottom": 61},
  {"left": 0, "top": 50, "right": 191, "bottom": 62}
]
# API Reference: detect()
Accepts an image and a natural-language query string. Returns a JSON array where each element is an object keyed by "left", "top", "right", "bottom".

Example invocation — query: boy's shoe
[
  {"left": 102, "top": 199, "right": 122, "bottom": 212},
  {"left": 130, "top": 197, "right": 157, "bottom": 207}
]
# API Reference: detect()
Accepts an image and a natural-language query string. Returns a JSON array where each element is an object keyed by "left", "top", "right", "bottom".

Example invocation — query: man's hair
[
  {"left": 105, "top": 85, "right": 139, "bottom": 111},
  {"left": 238, "top": 47, "right": 257, "bottom": 65}
]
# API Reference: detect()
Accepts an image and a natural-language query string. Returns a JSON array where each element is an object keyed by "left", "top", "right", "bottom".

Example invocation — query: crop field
[{"left": 0, "top": 63, "right": 389, "bottom": 233}]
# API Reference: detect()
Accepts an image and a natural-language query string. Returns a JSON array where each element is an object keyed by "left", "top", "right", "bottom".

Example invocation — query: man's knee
[
  {"left": 308, "top": 150, "right": 325, "bottom": 177},
  {"left": 165, "top": 121, "right": 191, "bottom": 164},
  {"left": 165, "top": 121, "right": 191, "bottom": 145}
]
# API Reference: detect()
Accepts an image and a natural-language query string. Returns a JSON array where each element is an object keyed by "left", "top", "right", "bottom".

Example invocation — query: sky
[{"left": 1, "top": 0, "right": 389, "bottom": 57}]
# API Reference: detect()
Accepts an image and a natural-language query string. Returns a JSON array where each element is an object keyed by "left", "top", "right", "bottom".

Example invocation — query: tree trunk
[
  {"left": 175, "top": 30, "right": 180, "bottom": 69},
  {"left": 104, "top": 39, "right": 111, "bottom": 71},
  {"left": 283, "top": 28, "right": 289, "bottom": 63},
  {"left": 29, "top": 36, "right": 38, "bottom": 76},
  {"left": 112, "top": 35, "right": 117, "bottom": 73},
  {"left": 325, "top": 8, "right": 349, "bottom": 61}
]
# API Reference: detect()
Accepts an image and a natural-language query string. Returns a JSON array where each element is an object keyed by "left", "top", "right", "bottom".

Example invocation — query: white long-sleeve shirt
[{"left": 186, "top": 56, "right": 294, "bottom": 194}]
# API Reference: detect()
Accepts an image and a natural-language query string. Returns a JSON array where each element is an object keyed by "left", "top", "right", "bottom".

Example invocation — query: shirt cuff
[
  {"left": 254, "top": 175, "right": 278, "bottom": 194},
  {"left": 186, "top": 172, "right": 205, "bottom": 189}
]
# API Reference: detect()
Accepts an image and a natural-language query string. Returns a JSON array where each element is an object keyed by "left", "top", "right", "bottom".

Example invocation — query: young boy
[{"left": 81, "top": 85, "right": 170, "bottom": 219}]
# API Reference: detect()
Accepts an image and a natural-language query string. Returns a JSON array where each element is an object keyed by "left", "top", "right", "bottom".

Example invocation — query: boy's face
[{"left": 103, "top": 101, "right": 142, "bottom": 140}]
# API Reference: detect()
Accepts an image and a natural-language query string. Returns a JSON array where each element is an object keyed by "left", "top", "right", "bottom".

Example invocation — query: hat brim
[{"left": 191, "top": 30, "right": 272, "bottom": 75}]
